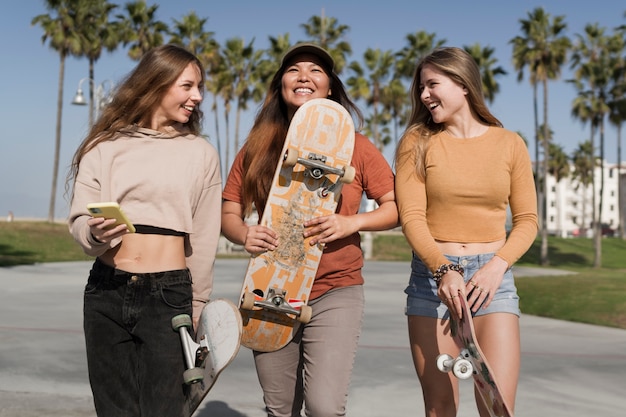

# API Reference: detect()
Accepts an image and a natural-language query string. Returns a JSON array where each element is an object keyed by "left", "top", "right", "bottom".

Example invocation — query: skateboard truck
[
  {"left": 436, "top": 349, "right": 474, "bottom": 379},
  {"left": 241, "top": 287, "right": 313, "bottom": 324},
  {"left": 283, "top": 149, "right": 355, "bottom": 189},
  {"left": 171, "top": 314, "right": 215, "bottom": 385}
]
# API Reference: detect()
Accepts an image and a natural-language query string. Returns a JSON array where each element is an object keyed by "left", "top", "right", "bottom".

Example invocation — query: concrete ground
[{"left": 0, "top": 259, "right": 624, "bottom": 416}]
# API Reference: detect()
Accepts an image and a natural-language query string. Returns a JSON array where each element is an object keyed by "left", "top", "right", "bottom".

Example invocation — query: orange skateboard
[
  {"left": 436, "top": 296, "right": 514, "bottom": 417},
  {"left": 238, "top": 98, "right": 355, "bottom": 352},
  {"left": 172, "top": 299, "right": 242, "bottom": 414}
]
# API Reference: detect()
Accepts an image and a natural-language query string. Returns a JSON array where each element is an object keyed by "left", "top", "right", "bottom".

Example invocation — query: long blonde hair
[
  {"left": 67, "top": 44, "right": 204, "bottom": 194},
  {"left": 396, "top": 47, "right": 501, "bottom": 180}
]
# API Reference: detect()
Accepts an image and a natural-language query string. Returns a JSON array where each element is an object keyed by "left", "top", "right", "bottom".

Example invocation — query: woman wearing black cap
[{"left": 221, "top": 43, "right": 398, "bottom": 416}]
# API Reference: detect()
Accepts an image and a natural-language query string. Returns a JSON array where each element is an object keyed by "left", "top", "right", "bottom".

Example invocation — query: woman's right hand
[
  {"left": 87, "top": 217, "right": 129, "bottom": 243},
  {"left": 243, "top": 224, "right": 279, "bottom": 255}
]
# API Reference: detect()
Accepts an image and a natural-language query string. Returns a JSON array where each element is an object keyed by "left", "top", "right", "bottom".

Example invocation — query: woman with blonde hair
[{"left": 395, "top": 46, "right": 537, "bottom": 416}]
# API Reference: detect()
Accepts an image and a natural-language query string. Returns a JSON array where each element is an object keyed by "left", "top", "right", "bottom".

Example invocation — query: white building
[{"left": 545, "top": 162, "right": 626, "bottom": 238}]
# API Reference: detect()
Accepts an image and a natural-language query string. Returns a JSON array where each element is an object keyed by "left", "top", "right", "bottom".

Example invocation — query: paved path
[{"left": 0, "top": 260, "right": 624, "bottom": 416}]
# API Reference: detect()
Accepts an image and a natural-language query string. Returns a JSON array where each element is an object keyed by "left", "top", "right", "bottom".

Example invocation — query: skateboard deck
[
  {"left": 171, "top": 298, "right": 242, "bottom": 415},
  {"left": 436, "top": 296, "right": 514, "bottom": 417},
  {"left": 238, "top": 98, "right": 355, "bottom": 352}
]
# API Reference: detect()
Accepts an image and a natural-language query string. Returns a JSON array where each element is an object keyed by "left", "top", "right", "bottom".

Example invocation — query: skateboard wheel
[
  {"left": 183, "top": 367, "right": 204, "bottom": 385},
  {"left": 436, "top": 353, "right": 454, "bottom": 373},
  {"left": 452, "top": 358, "right": 473, "bottom": 379},
  {"left": 340, "top": 165, "right": 356, "bottom": 184},
  {"left": 283, "top": 148, "right": 298, "bottom": 167},
  {"left": 297, "top": 305, "right": 313, "bottom": 323},
  {"left": 171, "top": 314, "right": 192, "bottom": 331},
  {"left": 241, "top": 292, "right": 256, "bottom": 310}
]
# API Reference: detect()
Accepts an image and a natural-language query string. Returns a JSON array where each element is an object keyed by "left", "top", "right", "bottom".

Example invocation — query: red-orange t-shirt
[{"left": 223, "top": 133, "right": 395, "bottom": 299}]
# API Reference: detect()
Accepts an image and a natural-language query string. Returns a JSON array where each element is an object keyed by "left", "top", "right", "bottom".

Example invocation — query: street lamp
[{"left": 71, "top": 77, "right": 114, "bottom": 126}]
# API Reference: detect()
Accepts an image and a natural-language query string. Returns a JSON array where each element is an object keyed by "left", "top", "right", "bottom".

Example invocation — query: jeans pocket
[
  {"left": 84, "top": 273, "right": 102, "bottom": 295},
  {"left": 159, "top": 281, "right": 192, "bottom": 309}
]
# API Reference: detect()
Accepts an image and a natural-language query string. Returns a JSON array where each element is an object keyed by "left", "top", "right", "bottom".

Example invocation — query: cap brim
[{"left": 281, "top": 43, "right": 334, "bottom": 71}]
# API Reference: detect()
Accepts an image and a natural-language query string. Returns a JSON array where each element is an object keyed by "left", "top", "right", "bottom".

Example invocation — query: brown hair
[
  {"left": 67, "top": 44, "right": 204, "bottom": 192},
  {"left": 396, "top": 47, "right": 501, "bottom": 180},
  {"left": 240, "top": 47, "right": 363, "bottom": 216}
]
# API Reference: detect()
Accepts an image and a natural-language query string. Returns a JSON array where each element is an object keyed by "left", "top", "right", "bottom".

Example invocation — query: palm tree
[
  {"left": 167, "top": 10, "right": 219, "bottom": 148},
  {"left": 115, "top": 0, "right": 168, "bottom": 60},
  {"left": 207, "top": 51, "right": 229, "bottom": 179},
  {"left": 395, "top": 30, "right": 445, "bottom": 80},
  {"left": 570, "top": 24, "right": 622, "bottom": 267},
  {"left": 380, "top": 77, "right": 409, "bottom": 147},
  {"left": 464, "top": 43, "right": 507, "bottom": 104},
  {"left": 571, "top": 141, "right": 596, "bottom": 237},
  {"left": 300, "top": 11, "right": 351, "bottom": 74},
  {"left": 389, "top": 30, "right": 445, "bottom": 147},
  {"left": 168, "top": 11, "right": 214, "bottom": 56},
  {"left": 32, "top": 0, "right": 83, "bottom": 223},
  {"left": 75, "top": 0, "right": 119, "bottom": 126},
  {"left": 219, "top": 38, "right": 263, "bottom": 171},
  {"left": 264, "top": 33, "right": 292, "bottom": 76},
  {"left": 608, "top": 96, "right": 626, "bottom": 239},
  {"left": 232, "top": 41, "right": 265, "bottom": 154},
  {"left": 547, "top": 140, "right": 570, "bottom": 237},
  {"left": 607, "top": 26, "right": 626, "bottom": 239},
  {"left": 346, "top": 48, "right": 395, "bottom": 150},
  {"left": 510, "top": 7, "right": 571, "bottom": 266}
]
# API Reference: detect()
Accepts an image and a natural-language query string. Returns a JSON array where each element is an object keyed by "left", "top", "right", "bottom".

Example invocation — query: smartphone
[{"left": 86, "top": 202, "right": 136, "bottom": 233}]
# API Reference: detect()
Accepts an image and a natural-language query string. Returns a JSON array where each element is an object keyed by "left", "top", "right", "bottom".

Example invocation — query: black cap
[{"left": 281, "top": 43, "right": 335, "bottom": 71}]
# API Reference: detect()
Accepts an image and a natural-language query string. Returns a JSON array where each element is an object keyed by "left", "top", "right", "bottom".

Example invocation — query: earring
[{"left": 328, "top": 89, "right": 332, "bottom": 97}]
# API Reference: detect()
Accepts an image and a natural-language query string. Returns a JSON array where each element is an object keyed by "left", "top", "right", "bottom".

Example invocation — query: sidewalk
[{"left": 0, "top": 259, "right": 624, "bottom": 416}]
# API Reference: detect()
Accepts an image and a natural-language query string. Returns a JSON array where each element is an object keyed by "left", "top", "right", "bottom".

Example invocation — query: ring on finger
[{"left": 470, "top": 281, "right": 477, "bottom": 287}]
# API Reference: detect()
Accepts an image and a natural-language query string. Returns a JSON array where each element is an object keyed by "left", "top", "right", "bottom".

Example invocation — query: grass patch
[
  {"left": 0, "top": 221, "right": 91, "bottom": 266},
  {"left": 516, "top": 270, "right": 626, "bottom": 329}
]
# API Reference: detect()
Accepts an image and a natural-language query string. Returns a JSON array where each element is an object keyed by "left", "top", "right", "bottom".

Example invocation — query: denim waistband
[{"left": 92, "top": 258, "right": 189, "bottom": 284}]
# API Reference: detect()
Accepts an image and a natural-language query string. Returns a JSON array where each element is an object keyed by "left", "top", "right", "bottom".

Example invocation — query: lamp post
[{"left": 71, "top": 78, "right": 114, "bottom": 126}]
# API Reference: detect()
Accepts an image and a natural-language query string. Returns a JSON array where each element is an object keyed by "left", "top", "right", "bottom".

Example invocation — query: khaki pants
[{"left": 253, "top": 285, "right": 365, "bottom": 417}]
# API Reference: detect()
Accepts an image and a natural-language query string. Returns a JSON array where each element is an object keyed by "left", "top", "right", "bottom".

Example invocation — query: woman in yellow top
[{"left": 395, "top": 47, "right": 538, "bottom": 416}]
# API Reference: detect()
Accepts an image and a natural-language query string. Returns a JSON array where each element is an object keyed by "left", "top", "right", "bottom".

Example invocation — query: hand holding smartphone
[{"left": 86, "top": 202, "right": 136, "bottom": 233}]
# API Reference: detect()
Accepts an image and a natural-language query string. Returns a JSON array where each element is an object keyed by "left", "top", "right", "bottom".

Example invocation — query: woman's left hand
[
  {"left": 465, "top": 256, "right": 508, "bottom": 312},
  {"left": 303, "top": 214, "right": 356, "bottom": 246}
]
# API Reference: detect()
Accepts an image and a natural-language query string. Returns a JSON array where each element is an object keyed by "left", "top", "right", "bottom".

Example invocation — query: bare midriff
[
  {"left": 99, "top": 234, "right": 186, "bottom": 273},
  {"left": 436, "top": 238, "right": 505, "bottom": 257}
]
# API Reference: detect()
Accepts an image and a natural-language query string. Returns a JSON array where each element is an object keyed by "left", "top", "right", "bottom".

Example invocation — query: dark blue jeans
[{"left": 84, "top": 258, "right": 193, "bottom": 417}]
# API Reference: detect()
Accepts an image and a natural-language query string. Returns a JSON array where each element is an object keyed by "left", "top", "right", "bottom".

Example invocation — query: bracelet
[{"left": 432, "top": 263, "right": 464, "bottom": 286}]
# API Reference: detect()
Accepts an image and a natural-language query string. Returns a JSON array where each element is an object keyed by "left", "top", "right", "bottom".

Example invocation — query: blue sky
[{"left": 2, "top": 0, "right": 625, "bottom": 220}]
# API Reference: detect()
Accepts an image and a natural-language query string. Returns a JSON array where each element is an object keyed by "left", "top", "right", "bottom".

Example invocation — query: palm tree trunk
[
  {"left": 48, "top": 53, "right": 66, "bottom": 223},
  {"left": 590, "top": 121, "right": 599, "bottom": 267},
  {"left": 540, "top": 80, "right": 549, "bottom": 265},
  {"left": 89, "top": 59, "right": 95, "bottom": 126},
  {"left": 617, "top": 124, "right": 624, "bottom": 239},
  {"left": 594, "top": 120, "right": 605, "bottom": 268},
  {"left": 211, "top": 94, "right": 224, "bottom": 180}
]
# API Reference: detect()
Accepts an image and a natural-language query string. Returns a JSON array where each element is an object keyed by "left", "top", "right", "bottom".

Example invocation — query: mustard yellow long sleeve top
[{"left": 395, "top": 126, "right": 538, "bottom": 273}]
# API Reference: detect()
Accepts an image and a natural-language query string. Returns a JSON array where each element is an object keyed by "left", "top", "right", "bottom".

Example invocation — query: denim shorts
[{"left": 405, "top": 252, "right": 520, "bottom": 319}]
